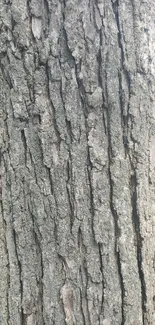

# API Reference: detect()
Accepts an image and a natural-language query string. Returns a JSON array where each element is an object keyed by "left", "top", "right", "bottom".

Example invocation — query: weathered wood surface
[{"left": 0, "top": 0, "right": 155, "bottom": 324}]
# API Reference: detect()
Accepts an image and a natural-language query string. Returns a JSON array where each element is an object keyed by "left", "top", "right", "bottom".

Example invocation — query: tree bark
[{"left": 0, "top": 0, "right": 155, "bottom": 324}]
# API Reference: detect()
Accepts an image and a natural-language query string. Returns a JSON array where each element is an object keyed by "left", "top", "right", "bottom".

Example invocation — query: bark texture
[{"left": 0, "top": 0, "right": 155, "bottom": 324}]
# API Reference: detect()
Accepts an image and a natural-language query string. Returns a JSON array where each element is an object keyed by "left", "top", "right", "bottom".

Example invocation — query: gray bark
[{"left": 0, "top": 0, "right": 155, "bottom": 324}]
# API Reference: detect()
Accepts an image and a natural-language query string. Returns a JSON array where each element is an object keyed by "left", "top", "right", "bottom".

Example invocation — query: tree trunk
[{"left": 0, "top": 0, "right": 155, "bottom": 324}]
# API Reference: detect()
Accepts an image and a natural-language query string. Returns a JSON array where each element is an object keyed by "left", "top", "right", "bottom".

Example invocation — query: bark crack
[
  {"left": 97, "top": 28, "right": 107, "bottom": 135},
  {"left": 0, "top": 197, "right": 10, "bottom": 324},
  {"left": 30, "top": 209, "right": 44, "bottom": 325},
  {"left": 66, "top": 158, "right": 74, "bottom": 233},
  {"left": 45, "top": 59, "right": 61, "bottom": 148},
  {"left": 78, "top": 227, "right": 91, "bottom": 325},
  {"left": 12, "top": 228, "right": 25, "bottom": 324},
  {"left": 98, "top": 243, "right": 104, "bottom": 320},
  {"left": 130, "top": 165, "right": 147, "bottom": 324},
  {"left": 108, "top": 161, "right": 125, "bottom": 325},
  {"left": 21, "top": 129, "right": 27, "bottom": 167},
  {"left": 111, "top": 0, "right": 131, "bottom": 157},
  {"left": 104, "top": 78, "right": 125, "bottom": 323}
]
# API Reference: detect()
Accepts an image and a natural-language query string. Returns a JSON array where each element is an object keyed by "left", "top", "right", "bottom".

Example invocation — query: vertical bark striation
[{"left": 0, "top": 0, "right": 155, "bottom": 324}]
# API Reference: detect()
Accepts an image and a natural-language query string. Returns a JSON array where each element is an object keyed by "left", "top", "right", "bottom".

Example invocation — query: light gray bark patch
[{"left": 31, "top": 17, "right": 42, "bottom": 39}]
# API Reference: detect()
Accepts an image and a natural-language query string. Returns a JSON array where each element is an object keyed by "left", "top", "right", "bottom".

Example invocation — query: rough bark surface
[{"left": 0, "top": 0, "right": 155, "bottom": 324}]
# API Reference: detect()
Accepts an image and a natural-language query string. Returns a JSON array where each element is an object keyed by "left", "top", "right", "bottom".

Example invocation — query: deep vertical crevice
[
  {"left": 34, "top": 229, "right": 44, "bottom": 325},
  {"left": 74, "top": 62, "right": 89, "bottom": 119},
  {"left": 45, "top": 60, "right": 61, "bottom": 148},
  {"left": 97, "top": 28, "right": 107, "bottom": 135},
  {"left": 130, "top": 167, "right": 147, "bottom": 324},
  {"left": 108, "top": 162, "right": 125, "bottom": 325},
  {"left": 21, "top": 129, "right": 27, "bottom": 167},
  {"left": 46, "top": 166, "right": 54, "bottom": 195},
  {"left": 12, "top": 228, "right": 25, "bottom": 325},
  {"left": 61, "top": 0, "right": 75, "bottom": 68},
  {"left": 79, "top": 287, "right": 86, "bottom": 325},
  {"left": 66, "top": 158, "right": 74, "bottom": 232},
  {"left": 58, "top": 8, "right": 76, "bottom": 235},
  {"left": 43, "top": 0, "right": 50, "bottom": 37},
  {"left": 1, "top": 156, "right": 11, "bottom": 325},
  {"left": 117, "top": 250, "right": 126, "bottom": 325},
  {"left": 86, "top": 141, "right": 99, "bottom": 245},
  {"left": 78, "top": 228, "right": 87, "bottom": 325},
  {"left": 78, "top": 227, "right": 91, "bottom": 325},
  {"left": 111, "top": 0, "right": 126, "bottom": 68},
  {"left": 118, "top": 71, "right": 130, "bottom": 157},
  {"left": 104, "top": 73, "right": 125, "bottom": 323},
  {"left": 40, "top": 243, "right": 44, "bottom": 325},
  {"left": 111, "top": 0, "right": 131, "bottom": 158},
  {"left": 29, "top": 206, "right": 45, "bottom": 325},
  {"left": 0, "top": 55, "right": 13, "bottom": 89},
  {"left": 0, "top": 199, "right": 10, "bottom": 324},
  {"left": 98, "top": 243, "right": 104, "bottom": 319}
]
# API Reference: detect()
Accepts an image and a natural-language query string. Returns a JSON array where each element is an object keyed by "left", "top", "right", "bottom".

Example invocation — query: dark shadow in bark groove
[
  {"left": 130, "top": 169, "right": 147, "bottom": 324},
  {"left": 12, "top": 228, "right": 25, "bottom": 325},
  {"left": 105, "top": 93, "right": 125, "bottom": 323},
  {"left": 78, "top": 227, "right": 91, "bottom": 325},
  {"left": 97, "top": 28, "right": 107, "bottom": 135},
  {"left": 108, "top": 169, "right": 125, "bottom": 325}
]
